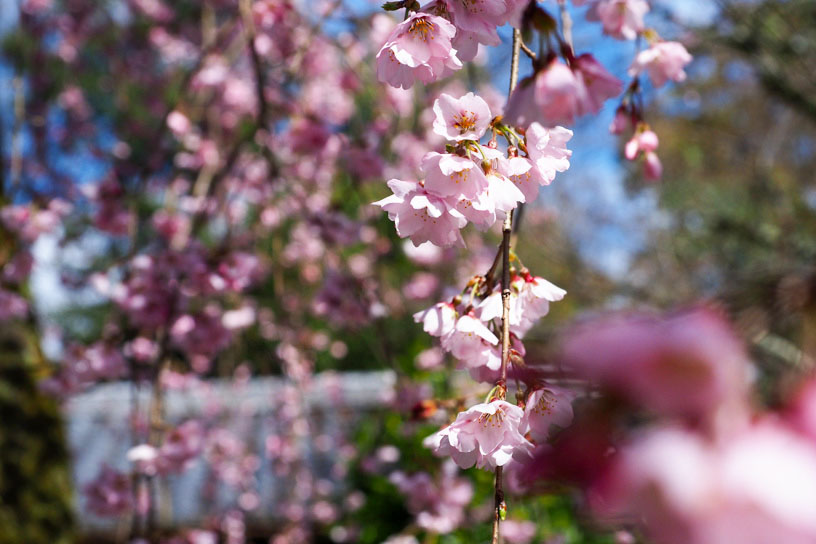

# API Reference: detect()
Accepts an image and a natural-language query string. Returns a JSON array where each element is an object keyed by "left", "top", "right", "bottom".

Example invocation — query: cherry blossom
[
  {"left": 522, "top": 384, "right": 576, "bottom": 442},
  {"left": 447, "top": 0, "right": 508, "bottom": 44},
  {"left": 585, "top": 0, "right": 650, "bottom": 41},
  {"left": 413, "top": 301, "right": 458, "bottom": 339},
  {"left": 629, "top": 40, "right": 693, "bottom": 88},
  {"left": 432, "top": 92, "right": 492, "bottom": 141},
  {"left": 505, "top": 59, "right": 580, "bottom": 127},
  {"left": 625, "top": 126, "right": 662, "bottom": 181},
  {"left": 376, "top": 13, "right": 462, "bottom": 89},
  {"left": 597, "top": 423, "right": 816, "bottom": 544},
  {"left": 422, "top": 152, "right": 489, "bottom": 199},
  {"left": 84, "top": 465, "right": 133, "bottom": 517},
  {"left": 389, "top": 462, "right": 474, "bottom": 533},
  {"left": 525, "top": 122, "right": 573, "bottom": 185},
  {"left": 561, "top": 308, "right": 751, "bottom": 425},
  {"left": 441, "top": 312, "right": 499, "bottom": 362},
  {"left": 373, "top": 179, "right": 467, "bottom": 247},
  {"left": 573, "top": 54, "right": 624, "bottom": 116},
  {"left": 424, "top": 400, "right": 532, "bottom": 469},
  {"left": 479, "top": 273, "right": 566, "bottom": 337},
  {"left": 0, "top": 289, "right": 28, "bottom": 322}
]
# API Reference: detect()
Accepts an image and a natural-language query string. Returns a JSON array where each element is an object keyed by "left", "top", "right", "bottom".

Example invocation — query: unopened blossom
[
  {"left": 523, "top": 384, "right": 576, "bottom": 441},
  {"left": 573, "top": 54, "right": 624, "bottom": 116},
  {"left": 625, "top": 126, "right": 661, "bottom": 181},
  {"left": 585, "top": 0, "right": 650, "bottom": 41},
  {"left": 424, "top": 400, "right": 532, "bottom": 469},
  {"left": 609, "top": 106, "right": 630, "bottom": 134},
  {"left": 373, "top": 179, "right": 467, "bottom": 247},
  {"left": 376, "top": 13, "right": 462, "bottom": 89},
  {"left": 422, "top": 152, "right": 489, "bottom": 199},
  {"left": 629, "top": 41, "right": 693, "bottom": 88},
  {"left": 432, "top": 92, "right": 492, "bottom": 141},
  {"left": 625, "top": 128, "right": 657, "bottom": 160},
  {"left": 643, "top": 150, "right": 662, "bottom": 181}
]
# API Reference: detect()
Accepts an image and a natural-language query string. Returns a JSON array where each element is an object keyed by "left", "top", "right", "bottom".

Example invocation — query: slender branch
[
  {"left": 492, "top": 28, "right": 522, "bottom": 544},
  {"left": 10, "top": 75, "right": 24, "bottom": 190},
  {"left": 559, "top": 1, "right": 573, "bottom": 50},
  {"left": 520, "top": 41, "right": 537, "bottom": 61},
  {"left": 240, "top": 0, "right": 269, "bottom": 123},
  {"left": 509, "top": 28, "right": 522, "bottom": 94}
]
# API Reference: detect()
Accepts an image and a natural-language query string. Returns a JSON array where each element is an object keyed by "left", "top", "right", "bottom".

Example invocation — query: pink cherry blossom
[
  {"left": 432, "top": 92, "right": 492, "bottom": 141},
  {"left": 643, "top": 151, "right": 663, "bottom": 180},
  {"left": 389, "top": 462, "right": 474, "bottom": 533},
  {"left": 424, "top": 400, "right": 532, "bottom": 469},
  {"left": 587, "top": 0, "right": 650, "bottom": 41},
  {"left": 629, "top": 41, "right": 693, "bottom": 88},
  {"left": 0, "top": 289, "right": 28, "bottom": 322},
  {"left": 65, "top": 342, "right": 128, "bottom": 386},
  {"left": 573, "top": 54, "right": 624, "bottom": 116},
  {"left": 597, "top": 422, "right": 816, "bottom": 544},
  {"left": 376, "top": 13, "right": 462, "bottom": 89},
  {"left": 157, "top": 420, "right": 204, "bottom": 474},
  {"left": 526, "top": 122, "right": 573, "bottom": 185},
  {"left": 481, "top": 148, "right": 527, "bottom": 214},
  {"left": 498, "top": 156, "right": 539, "bottom": 202},
  {"left": 501, "top": 520, "right": 537, "bottom": 544},
  {"left": 625, "top": 127, "right": 662, "bottom": 180},
  {"left": 448, "top": 0, "right": 508, "bottom": 44},
  {"left": 505, "top": 59, "right": 580, "bottom": 127},
  {"left": 373, "top": 179, "right": 467, "bottom": 247},
  {"left": 413, "top": 301, "right": 458, "bottom": 339},
  {"left": 522, "top": 384, "right": 576, "bottom": 442},
  {"left": 479, "top": 273, "right": 566, "bottom": 337},
  {"left": 2, "top": 251, "right": 33, "bottom": 284},
  {"left": 441, "top": 312, "right": 499, "bottom": 361},
  {"left": 84, "top": 465, "right": 133, "bottom": 517},
  {"left": 609, "top": 106, "right": 630, "bottom": 134},
  {"left": 422, "top": 152, "right": 489, "bottom": 199},
  {"left": 423, "top": 0, "right": 501, "bottom": 61},
  {"left": 561, "top": 308, "right": 751, "bottom": 425}
]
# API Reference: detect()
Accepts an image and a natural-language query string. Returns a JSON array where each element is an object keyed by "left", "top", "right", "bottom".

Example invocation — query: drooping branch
[{"left": 492, "top": 26, "right": 522, "bottom": 544}]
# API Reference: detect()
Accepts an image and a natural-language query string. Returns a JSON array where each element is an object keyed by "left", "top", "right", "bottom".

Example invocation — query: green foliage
[{"left": 0, "top": 326, "right": 75, "bottom": 544}]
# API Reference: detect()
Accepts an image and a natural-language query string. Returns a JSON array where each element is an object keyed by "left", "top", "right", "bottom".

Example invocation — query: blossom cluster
[
  {"left": 413, "top": 269, "right": 566, "bottom": 381},
  {"left": 424, "top": 385, "right": 575, "bottom": 469},
  {"left": 375, "top": 92, "right": 572, "bottom": 247},
  {"left": 376, "top": 0, "right": 530, "bottom": 88}
]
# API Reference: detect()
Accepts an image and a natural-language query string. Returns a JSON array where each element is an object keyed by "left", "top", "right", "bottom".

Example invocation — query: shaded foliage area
[
  {"left": 629, "top": 0, "right": 816, "bottom": 402},
  {"left": 0, "top": 326, "right": 74, "bottom": 544}
]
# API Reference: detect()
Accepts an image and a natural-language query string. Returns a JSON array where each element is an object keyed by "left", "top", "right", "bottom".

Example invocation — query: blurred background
[{"left": 1, "top": 0, "right": 815, "bottom": 542}]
